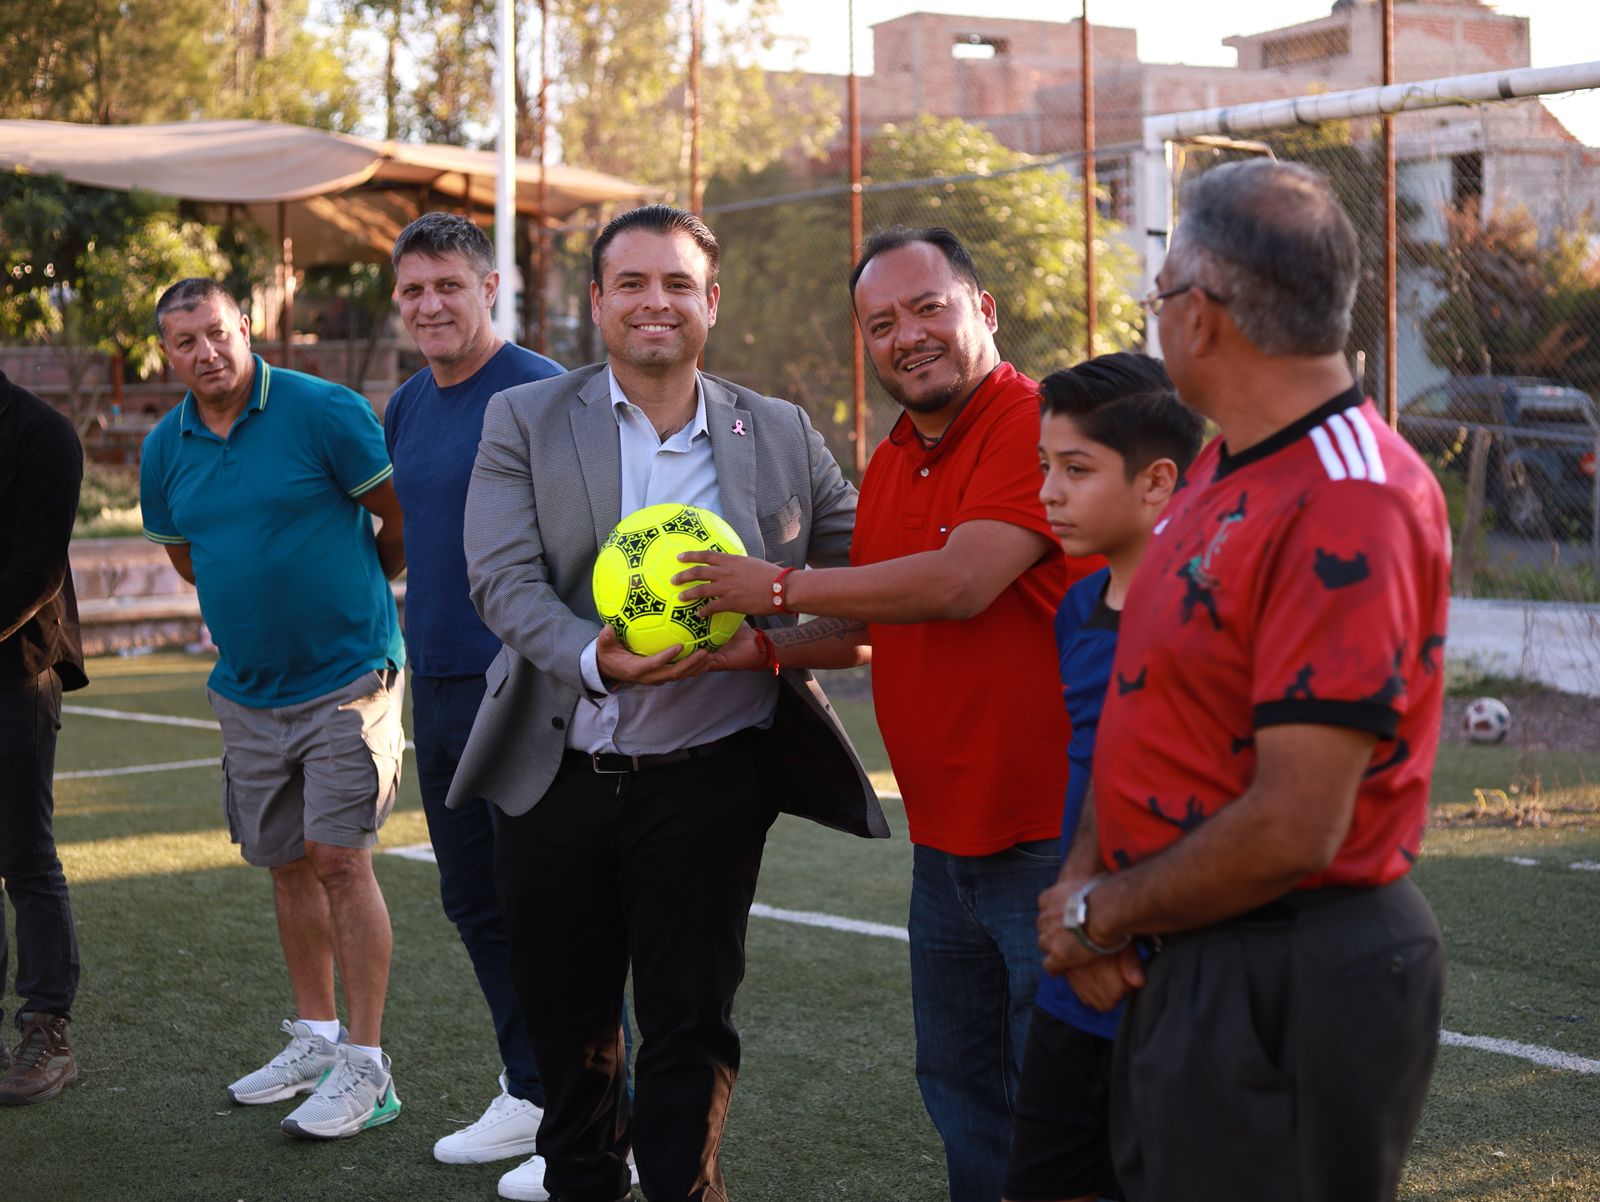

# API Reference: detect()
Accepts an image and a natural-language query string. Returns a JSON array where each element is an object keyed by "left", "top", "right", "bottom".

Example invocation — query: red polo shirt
[{"left": 853, "top": 362, "right": 1070, "bottom": 855}]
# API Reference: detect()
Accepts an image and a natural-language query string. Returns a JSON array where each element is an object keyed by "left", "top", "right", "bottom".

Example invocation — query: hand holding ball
[{"left": 592, "top": 503, "right": 748, "bottom": 661}]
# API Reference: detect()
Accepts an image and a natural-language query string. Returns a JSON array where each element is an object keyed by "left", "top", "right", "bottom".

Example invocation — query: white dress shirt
[{"left": 568, "top": 368, "right": 778, "bottom": 755}]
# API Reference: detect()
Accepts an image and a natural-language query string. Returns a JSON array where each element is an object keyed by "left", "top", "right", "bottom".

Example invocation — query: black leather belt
[
  {"left": 566, "top": 727, "right": 753, "bottom": 774},
  {"left": 1145, "top": 886, "right": 1369, "bottom": 952}
]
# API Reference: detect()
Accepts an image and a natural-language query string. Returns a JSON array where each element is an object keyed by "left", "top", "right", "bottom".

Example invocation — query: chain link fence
[
  {"left": 1168, "top": 106, "right": 1600, "bottom": 604},
  {"left": 543, "top": 90, "right": 1600, "bottom": 612}
]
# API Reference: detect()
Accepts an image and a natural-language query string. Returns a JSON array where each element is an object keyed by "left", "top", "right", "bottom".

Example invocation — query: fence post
[{"left": 1454, "top": 427, "right": 1492, "bottom": 596}]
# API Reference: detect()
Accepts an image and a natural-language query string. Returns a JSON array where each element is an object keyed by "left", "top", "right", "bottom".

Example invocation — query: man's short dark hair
[
  {"left": 1040, "top": 352, "right": 1206, "bottom": 479},
  {"left": 591, "top": 205, "right": 720, "bottom": 290},
  {"left": 1170, "top": 159, "right": 1360, "bottom": 356},
  {"left": 849, "top": 226, "right": 981, "bottom": 298},
  {"left": 155, "top": 279, "right": 241, "bottom": 339},
  {"left": 391, "top": 212, "right": 495, "bottom": 277}
]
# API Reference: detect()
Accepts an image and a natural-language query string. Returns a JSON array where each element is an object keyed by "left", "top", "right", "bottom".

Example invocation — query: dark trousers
[
  {"left": 413, "top": 674, "right": 543, "bottom": 1103},
  {"left": 0, "top": 669, "right": 79, "bottom": 1026},
  {"left": 1111, "top": 877, "right": 1445, "bottom": 1202},
  {"left": 495, "top": 733, "right": 776, "bottom": 1202}
]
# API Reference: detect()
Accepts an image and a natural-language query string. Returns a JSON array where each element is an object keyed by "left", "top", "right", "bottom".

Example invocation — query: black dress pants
[
  {"left": 1110, "top": 877, "right": 1445, "bottom": 1202},
  {"left": 495, "top": 731, "right": 776, "bottom": 1202},
  {"left": 0, "top": 668, "right": 79, "bottom": 1027}
]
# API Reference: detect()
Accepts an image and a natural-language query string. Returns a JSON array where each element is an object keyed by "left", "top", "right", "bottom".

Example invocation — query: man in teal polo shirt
[{"left": 140, "top": 278, "right": 408, "bottom": 1142}]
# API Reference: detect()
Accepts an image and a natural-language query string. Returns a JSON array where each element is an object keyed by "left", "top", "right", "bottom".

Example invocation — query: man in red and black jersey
[{"left": 1037, "top": 159, "right": 1449, "bottom": 1202}]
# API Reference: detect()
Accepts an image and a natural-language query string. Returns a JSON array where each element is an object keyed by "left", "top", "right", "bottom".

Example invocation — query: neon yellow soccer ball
[{"left": 592, "top": 503, "right": 748, "bottom": 660}]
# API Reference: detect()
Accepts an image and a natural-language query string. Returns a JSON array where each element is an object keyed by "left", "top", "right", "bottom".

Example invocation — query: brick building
[{"left": 795, "top": 0, "right": 1600, "bottom": 393}]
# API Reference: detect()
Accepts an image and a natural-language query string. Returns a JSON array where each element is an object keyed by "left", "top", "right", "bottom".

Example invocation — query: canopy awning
[{"left": 0, "top": 118, "right": 655, "bottom": 263}]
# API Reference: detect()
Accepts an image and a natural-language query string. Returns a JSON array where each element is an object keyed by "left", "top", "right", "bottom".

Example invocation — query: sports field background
[{"left": 9, "top": 652, "right": 1600, "bottom": 1201}]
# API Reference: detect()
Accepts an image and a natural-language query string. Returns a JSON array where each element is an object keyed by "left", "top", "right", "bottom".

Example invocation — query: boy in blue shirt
[{"left": 1003, "top": 354, "right": 1204, "bottom": 1202}]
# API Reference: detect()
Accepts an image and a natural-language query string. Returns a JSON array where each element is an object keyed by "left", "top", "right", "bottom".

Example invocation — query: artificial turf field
[{"left": 9, "top": 652, "right": 1600, "bottom": 1202}]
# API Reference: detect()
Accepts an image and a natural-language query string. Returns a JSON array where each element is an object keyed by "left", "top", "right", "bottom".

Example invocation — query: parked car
[{"left": 1399, "top": 375, "right": 1600, "bottom": 538}]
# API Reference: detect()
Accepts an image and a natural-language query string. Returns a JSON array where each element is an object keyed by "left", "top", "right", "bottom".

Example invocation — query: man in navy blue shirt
[{"left": 386, "top": 213, "right": 564, "bottom": 1168}]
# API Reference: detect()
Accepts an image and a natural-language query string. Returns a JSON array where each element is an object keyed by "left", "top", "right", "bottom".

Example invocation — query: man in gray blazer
[{"left": 449, "top": 205, "right": 885, "bottom": 1202}]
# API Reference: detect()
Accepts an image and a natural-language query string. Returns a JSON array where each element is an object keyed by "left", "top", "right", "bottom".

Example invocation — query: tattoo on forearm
[{"left": 770, "top": 617, "right": 868, "bottom": 647}]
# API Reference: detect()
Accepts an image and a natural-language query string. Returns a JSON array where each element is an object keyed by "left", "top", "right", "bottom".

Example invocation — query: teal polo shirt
[{"left": 140, "top": 356, "right": 405, "bottom": 707}]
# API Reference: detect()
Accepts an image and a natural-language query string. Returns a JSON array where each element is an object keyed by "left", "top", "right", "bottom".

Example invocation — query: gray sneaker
[
  {"left": 227, "top": 1020, "right": 343, "bottom": 1105},
  {"left": 280, "top": 1046, "right": 401, "bottom": 1139}
]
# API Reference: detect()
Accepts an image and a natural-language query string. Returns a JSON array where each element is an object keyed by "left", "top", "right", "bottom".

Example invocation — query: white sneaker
[
  {"left": 433, "top": 1073, "right": 543, "bottom": 1164},
  {"left": 497, "top": 1152, "right": 639, "bottom": 1202},
  {"left": 227, "top": 1019, "right": 343, "bottom": 1105},
  {"left": 280, "top": 1046, "right": 401, "bottom": 1139}
]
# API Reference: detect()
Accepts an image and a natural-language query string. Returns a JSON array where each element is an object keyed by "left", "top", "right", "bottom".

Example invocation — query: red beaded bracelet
[
  {"left": 749, "top": 627, "right": 781, "bottom": 676},
  {"left": 770, "top": 566, "right": 799, "bottom": 611}
]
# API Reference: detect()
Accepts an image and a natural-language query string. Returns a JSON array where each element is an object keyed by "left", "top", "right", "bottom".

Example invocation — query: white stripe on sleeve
[
  {"left": 1344, "top": 406, "right": 1388, "bottom": 484},
  {"left": 1308, "top": 426, "right": 1348, "bottom": 480},
  {"left": 1325, "top": 413, "right": 1368, "bottom": 480}
]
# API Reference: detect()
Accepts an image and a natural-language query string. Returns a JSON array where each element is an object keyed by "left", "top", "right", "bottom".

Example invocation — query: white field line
[
  {"left": 384, "top": 840, "right": 1600, "bottom": 1076},
  {"left": 59, "top": 757, "right": 221, "bottom": 780},
  {"left": 1438, "top": 1032, "right": 1600, "bottom": 1075},
  {"left": 59, "top": 701, "right": 1599, "bottom": 1078},
  {"left": 63, "top": 704, "right": 219, "bottom": 730},
  {"left": 59, "top": 704, "right": 414, "bottom": 776}
]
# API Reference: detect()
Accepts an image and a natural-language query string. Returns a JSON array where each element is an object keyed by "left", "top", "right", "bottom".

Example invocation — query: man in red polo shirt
[
  {"left": 679, "top": 227, "right": 1088, "bottom": 1202},
  {"left": 1036, "top": 160, "right": 1449, "bottom": 1202}
]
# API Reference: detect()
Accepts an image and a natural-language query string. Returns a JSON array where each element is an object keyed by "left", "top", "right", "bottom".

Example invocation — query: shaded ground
[{"left": 1442, "top": 687, "right": 1600, "bottom": 754}]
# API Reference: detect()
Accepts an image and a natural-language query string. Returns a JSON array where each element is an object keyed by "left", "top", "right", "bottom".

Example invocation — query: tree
[
  {"left": 1425, "top": 202, "right": 1600, "bottom": 395},
  {"left": 704, "top": 116, "right": 1143, "bottom": 469},
  {"left": 0, "top": 173, "right": 228, "bottom": 432},
  {"left": 864, "top": 116, "right": 1141, "bottom": 373},
  {"left": 0, "top": 0, "right": 361, "bottom": 131},
  {"left": 541, "top": 0, "right": 836, "bottom": 197}
]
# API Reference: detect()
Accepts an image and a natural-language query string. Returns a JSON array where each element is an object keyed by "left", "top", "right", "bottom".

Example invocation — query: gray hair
[
  {"left": 155, "top": 279, "right": 241, "bottom": 338},
  {"left": 391, "top": 211, "right": 495, "bottom": 277},
  {"left": 1169, "top": 159, "right": 1359, "bottom": 357}
]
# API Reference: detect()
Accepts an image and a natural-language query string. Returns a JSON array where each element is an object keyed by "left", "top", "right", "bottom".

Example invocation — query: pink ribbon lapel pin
[{"left": 732, "top": 419, "right": 747, "bottom": 436}]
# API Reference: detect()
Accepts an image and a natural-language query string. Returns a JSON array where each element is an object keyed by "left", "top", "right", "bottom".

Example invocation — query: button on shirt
[{"left": 569, "top": 369, "right": 777, "bottom": 755}]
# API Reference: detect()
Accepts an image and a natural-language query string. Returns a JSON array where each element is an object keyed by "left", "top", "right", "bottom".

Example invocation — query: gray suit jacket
[{"left": 447, "top": 363, "right": 888, "bottom": 840}]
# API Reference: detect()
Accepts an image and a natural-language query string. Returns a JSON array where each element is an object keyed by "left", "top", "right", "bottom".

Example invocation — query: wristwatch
[{"left": 1062, "top": 875, "right": 1133, "bottom": 955}]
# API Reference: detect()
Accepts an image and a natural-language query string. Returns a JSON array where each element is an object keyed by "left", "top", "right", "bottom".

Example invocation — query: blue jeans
[
  {"left": 0, "top": 669, "right": 79, "bottom": 1027},
  {"left": 413, "top": 674, "right": 544, "bottom": 1103},
  {"left": 910, "top": 840, "right": 1059, "bottom": 1202}
]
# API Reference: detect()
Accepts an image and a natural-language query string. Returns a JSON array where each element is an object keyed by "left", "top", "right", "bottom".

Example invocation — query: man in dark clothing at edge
[{"left": 0, "top": 368, "right": 88, "bottom": 1106}]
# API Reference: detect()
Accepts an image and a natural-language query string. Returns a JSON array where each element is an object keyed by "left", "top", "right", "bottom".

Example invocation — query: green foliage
[
  {"left": 865, "top": 116, "right": 1142, "bottom": 372},
  {"left": 704, "top": 117, "right": 1142, "bottom": 469},
  {"left": 0, "top": 0, "right": 360, "bottom": 131},
  {"left": 76, "top": 461, "right": 141, "bottom": 525},
  {"left": 1470, "top": 559, "right": 1600, "bottom": 604},
  {"left": 0, "top": 171, "right": 227, "bottom": 427},
  {"left": 0, "top": 0, "right": 215, "bottom": 124},
  {"left": 1424, "top": 203, "right": 1600, "bottom": 397},
  {"left": 541, "top": 0, "right": 838, "bottom": 196}
]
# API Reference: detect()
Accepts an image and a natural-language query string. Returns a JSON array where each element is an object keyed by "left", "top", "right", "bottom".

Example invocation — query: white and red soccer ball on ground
[{"left": 1463, "top": 697, "right": 1512, "bottom": 744}]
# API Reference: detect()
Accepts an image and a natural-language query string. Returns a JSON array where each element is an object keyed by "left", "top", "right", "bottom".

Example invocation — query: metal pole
[
  {"left": 494, "top": 0, "right": 517, "bottom": 340},
  {"left": 536, "top": 0, "right": 549, "bottom": 355},
  {"left": 1383, "top": 0, "right": 1398, "bottom": 427},
  {"left": 1137, "top": 133, "right": 1172, "bottom": 358},
  {"left": 689, "top": 0, "right": 703, "bottom": 214},
  {"left": 1081, "top": 2, "right": 1096, "bottom": 359},
  {"left": 278, "top": 200, "right": 294, "bottom": 370},
  {"left": 848, "top": 0, "right": 866, "bottom": 476}
]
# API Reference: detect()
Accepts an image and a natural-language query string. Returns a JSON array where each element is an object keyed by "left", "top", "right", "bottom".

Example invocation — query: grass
[{"left": 9, "top": 653, "right": 1600, "bottom": 1201}]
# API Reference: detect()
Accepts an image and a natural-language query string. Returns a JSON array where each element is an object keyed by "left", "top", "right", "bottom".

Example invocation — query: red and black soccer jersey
[{"left": 1094, "top": 387, "right": 1451, "bottom": 889}]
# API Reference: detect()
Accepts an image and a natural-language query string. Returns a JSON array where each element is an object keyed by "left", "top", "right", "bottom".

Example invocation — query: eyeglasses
[{"left": 1139, "top": 284, "right": 1230, "bottom": 317}]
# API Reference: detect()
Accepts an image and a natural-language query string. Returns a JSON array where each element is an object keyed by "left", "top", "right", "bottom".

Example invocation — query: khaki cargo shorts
[{"left": 207, "top": 667, "right": 405, "bottom": 867}]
